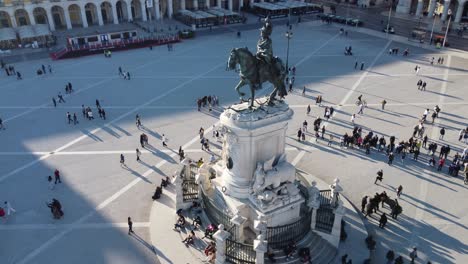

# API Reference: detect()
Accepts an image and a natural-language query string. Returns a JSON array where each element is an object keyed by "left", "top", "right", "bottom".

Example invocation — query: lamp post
[
  {"left": 429, "top": 12, "right": 437, "bottom": 45},
  {"left": 443, "top": 14, "right": 451, "bottom": 48},
  {"left": 386, "top": 0, "right": 393, "bottom": 37},
  {"left": 285, "top": 29, "right": 293, "bottom": 73}
]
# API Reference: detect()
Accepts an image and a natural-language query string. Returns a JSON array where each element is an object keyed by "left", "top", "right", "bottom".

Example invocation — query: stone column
[
  {"left": 112, "top": 3, "right": 119, "bottom": 24},
  {"left": 46, "top": 8, "right": 55, "bottom": 31},
  {"left": 441, "top": 0, "right": 451, "bottom": 21},
  {"left": 454, "top": 2, "right": 464, "bottom": 22},
  {"left": 193, "top": 0, "right": 198, "bottom": 10},
  {"left": 64, "top": 9, "right": 73, "bottom": 29},
  {"left": 27, "top": 9, "right": 36, "bottom": 25},
  {"left": 415, "top": 0, "right": 424, "bottom": 16},
  {"left": 230, "top": 213, "right": 247, "bottom": 242},
  {"left": 228, "top": 0, "right": 233, "bottom": 11},
  {"left": 80, "top": 5, "right": 89, "bottom": 28},
  {"left": 330, "top": 200, "right": 346, "bottom": 247},
  {"left": 253, "top": 234, "right": 268, "bottom": 264},
  {"left": 141, "top": 1, "right": 148, "bottom": 21},
  {"left": 97, "top": 6, "right": 104, "bottom": 26},
  {"left": 126, "top": 2, "right": 133, "bottom": 21},
  {"left": 180, "top": 0, "right": 186, "bottom": 10},
  {"left": 10, "top": 13, "right": 17, "bottom": 28},
  {"left": 308, "top": 181, "right": 321, "bottom": 230},
  {"left": 217, "top": 0, "right": 221, "bottom": 8},
  {"left": 428, "top": 0, "right": 437, "bottom": 16},
  {"left": 155, "top": 0, "right": 161, "bottom": 19},
  {"left": 206, "top": 0, "right": 210, "bottom": 9},
  {"left": 213, "top": 225, "right": 230, "bottom": 264},
  {"left": 168, "top": 0, "right": 173, "bottom": 18},
  {"left": 396, "top": 0, "right": 411, "bottom": 14}
]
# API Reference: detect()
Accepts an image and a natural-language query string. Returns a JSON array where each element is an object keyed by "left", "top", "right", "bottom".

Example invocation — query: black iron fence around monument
[
  {"left": 265, "top": 211, "right": 312, "bottom": 249},
  {"left": 226, "top": 238, "right": 256, "bottom": 264}
]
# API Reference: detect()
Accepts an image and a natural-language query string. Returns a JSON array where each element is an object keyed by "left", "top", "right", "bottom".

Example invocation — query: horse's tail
[{"left": 274, "top": 57, "right": 288, "bottom": 97}]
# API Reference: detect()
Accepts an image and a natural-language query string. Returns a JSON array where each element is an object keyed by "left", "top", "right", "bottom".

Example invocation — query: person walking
[
  {"left": 360, "top": 62, "right": 364, "bottom": 70},
  {"left": 128, "top": 216, "right": 134, "bottom": 235},
  {"left": 396, "top": 185, "right": 403, "bottom": 197},
  {"left": 351, "top": 114, "right": 355, "bottom": 124},
  {"left": 379, "top": 213, "right": 388, "bottom": 228},
  {"left": 409, "top": 248, "right": 418, "bottom": 263},
  {"left": 162, "top": 134, "right": 168, "bottom": 147},
  {"left": 4, "top": 201, "right": 16, "bottom": 217},
  {"left": 437, "top": 158, "right": 445, "bottom": 171},
  {"left": 361, "top": 196, "right": 368, "bottom": 213},
  {"left": 297, "top": 128, "right": 302, "bottom": 141},
  {"left": 66, "top": 112, "right": 72, "bottom": 124},
  {"left": 354, "top": 61, "right": 358, "bottom": 69},
  {"left": 54, "top": 169, "right": 62, "bottom": 184},
  {"left": 422, "top": 81, "right": 427, "bottom": 91},
  {"left": 48, "top": 65, "right": 52, "bottom": 73},
  {"left": 439, "top": 127, "right": 445, "bottom": 140},
  {"left": 73, "top": 113, "right": 78, "bottom": 125},
  {"left": 58, "top": 93, "right": 65, "bottom": 103},
  {"left": 302, "top": 86, "right": 306, "bottom": 96},
  {"left": 391, "top": 201, "right": 402, "bottom": 220},
  {"left": 375, "top": 169, "right": 383, "bottom": 184},
  {"left": 306, "top": 105, "right": 311, "bottom": 115},
  {"left": 328, "top": 134, "right": 334, "bottom": 146},
  {"left": 120, "top": 154, "right": 126, "bottom": 167},
  {"left": 381, "top": 99, "right": 387, "bottom": 110},
  {"left": 388, "top": 152, "right": 394, "bottom": 165},
  {"left": 358, "top": 104, "right": 364, "bottom": 115},
  {"left": 136, "top": 114, "right": 141, "bottom": 128},
  {"left": 52, "top": 97, "right": 57, "bottom": 107},
  {"left": 136, "top": 148, "right": 141, "bottom": 161}
]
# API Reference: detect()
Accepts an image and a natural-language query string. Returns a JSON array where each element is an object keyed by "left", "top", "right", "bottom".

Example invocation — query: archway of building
[
  {"left": 51, "top": 6, "right": 65, "bottom": 29},
  {"left": 33, "top": 7, "right": 48, "bottom": 24},
  {"left": 131, "top": 0, "right": 142, "bottom": 20},
  {"left": 100, "top": 1, "right": 114, "bottom": 24},
  {"left": 0, "top": 11, "right": 12, "bottom": 28},
  {"left": 410, "top": 0, "right": 418, "bottom": 14},
  {"left": 449, "top": 0, "right": 459, "bottom": 19},
  {"left": 68, "top": 4, "right": 83, "bottom": 27},
  {"left": 14, "top": 9, "right": 31, "bottom": 26},
  {"left": 462, "top": 1, "right": 468, "bottom": 21},
  {"left": 422, "top": 0, "right": 431, "bottom": 15},
  {"left": 85, "top": 3, "right": 99, "bottom": 25},
  {"left": 116, "top": 0, "right": 129, "bottom": 22}
]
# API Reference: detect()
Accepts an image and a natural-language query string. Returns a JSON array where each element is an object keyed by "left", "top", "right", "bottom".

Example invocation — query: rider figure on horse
[{"left": 256, "top": 17, "right": 277, "bottom": 84}]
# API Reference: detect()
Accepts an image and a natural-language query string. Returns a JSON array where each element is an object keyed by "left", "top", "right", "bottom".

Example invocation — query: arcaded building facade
[
  {"left": 0, "top": 0, "right": 247, "bottom": 31},
  {"left": 395, "top": 0, "right": 467, "bottom": 23}
]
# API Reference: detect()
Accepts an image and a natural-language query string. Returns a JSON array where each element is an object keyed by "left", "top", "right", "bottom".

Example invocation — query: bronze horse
[{"left": 227, "top": 47, "right": 287, "bottom": 108}]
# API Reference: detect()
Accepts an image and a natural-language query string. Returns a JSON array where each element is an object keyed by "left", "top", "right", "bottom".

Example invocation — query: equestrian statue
[{"left": 227, "top": 17, "right": 288, "bottom": 108}]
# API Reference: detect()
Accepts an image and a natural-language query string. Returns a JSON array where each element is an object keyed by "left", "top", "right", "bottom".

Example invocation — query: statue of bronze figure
[{"left": 227, "top": 17, "right": 287, "bottom": 108}]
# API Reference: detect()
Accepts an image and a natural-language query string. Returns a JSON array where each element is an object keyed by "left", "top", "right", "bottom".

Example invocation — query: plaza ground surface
[{"left": 0, "top": 20, "right": 467, "bottom": 264}]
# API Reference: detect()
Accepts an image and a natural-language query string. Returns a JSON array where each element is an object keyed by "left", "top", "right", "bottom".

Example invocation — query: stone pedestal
[
  {"left": 308, "top": 181, "right": 320, "bottom": 230},
  {"left": 218, "top": 99, "right": 293, "bottom": 199},
  {"left": 253, "top": 234, "right": 268, "bottom": 264},
  {"left": 214, "top": 224, "right": 230, "bottom": 264},
  {"left": 330, "top": 200, "right": 346, "bottom": 247}
]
